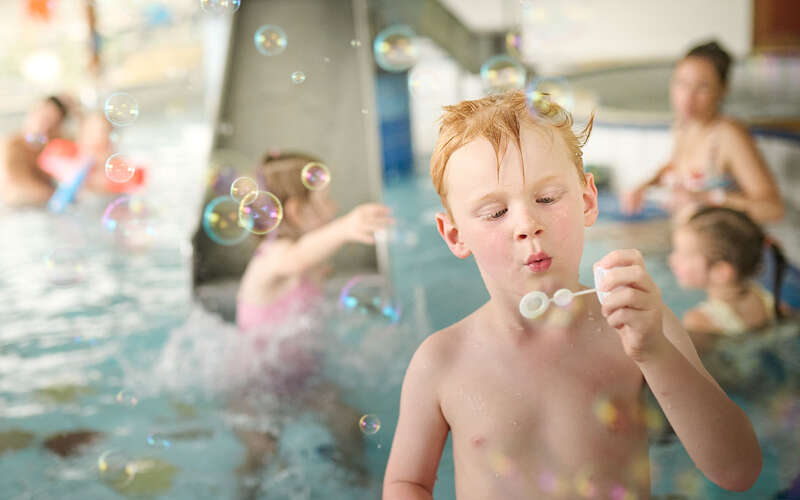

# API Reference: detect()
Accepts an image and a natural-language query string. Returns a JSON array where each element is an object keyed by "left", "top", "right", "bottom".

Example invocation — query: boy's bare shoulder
[{"left": 409, "top": 312, "right": 480, "bottom": 375}]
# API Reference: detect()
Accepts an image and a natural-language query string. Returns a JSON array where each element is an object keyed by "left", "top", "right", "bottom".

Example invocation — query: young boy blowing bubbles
[{"left": 382, "top": 91, "right": 761, "bottom": 499}]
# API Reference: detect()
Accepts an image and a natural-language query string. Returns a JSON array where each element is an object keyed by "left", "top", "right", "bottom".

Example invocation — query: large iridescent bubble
[
  {"left": 104, "top": 93, "right": 139, "bottom": 127},
  {"left": 338, "top": 274, "right": 401, "bottom": 323},
  {"left": 373, "top": 25, "right": 418, "bottom": 72},
  {"left": 238, "top": 191, "right": 283, "bottom": 235},
  {"left": 101, "top": 196, "right": 158, "bottom": 251},
  {"left": 203, "top": 196, "right": 251, "bottom": 246},
  {"left": 480, "top": 55, "right": 526, "bottom": 94},
  {"left": 526, "top": 76, "right": 575, "bottom": 116},
  {"left": 254, "top": 25, "right": 287, "bottom": 56}
]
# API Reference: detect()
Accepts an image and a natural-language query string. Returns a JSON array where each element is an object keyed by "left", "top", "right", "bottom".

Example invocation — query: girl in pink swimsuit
[{"left": 230, "top": 151, "right": 393, "bottom": 495}]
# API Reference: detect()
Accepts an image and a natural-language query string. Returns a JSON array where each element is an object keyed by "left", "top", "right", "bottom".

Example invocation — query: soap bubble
[
  {"left": 115, "top": 389, "right": 139, "bottom": 407},
  {"left": 44, "top": 249, "right": 85, "bottom": 286},
  {"left": 349, "top": 39, "right": 362, "bottom": 48},
  {"left": 506, "top": 30, "right": 522, "bottom": 59},
  {"left": 207, "top": 149, "right": 251, "bottom": 195},
  {"left": 203, "top": 196, "right": 251, "bottom": 246},
  {"left": 101, "top": 196, "right": 158, "bottom": 251},
  {"left": 105, "top": 153, "right": 136, "bottom": 183},
  {"left": 300, "top": 162, "right": 330, "bottom": 191},
  {"left": 338, "top": 274, "right": 402, "bottom": 323},
  {"left": 145, "top": 433, "right": 171, "bottom": 449},
  {"left": 290, "top": 71, "right": 306, "bottom": 84},
  {"left": 200, "top": 0, "right": 241, "bottom": 14},
  {"left": 104, "top": 93, "right": 139, "bottom": 127},
  {"left": 239, "top": 191, "right": 283, "bottom": 235},
  {"left": 526, "top": 76, "right": 574, "bottom": 115},
  {"left": 408, "top": 67, "right": 442, "bottom": 96},
  {"left": 254, "top": 25, "right": 287, "bottom": 56},
  {"left": 230, "top": 176, "right": 258, "bottom": 203},
  {"left": 373, "top": 25, "right": 418, "bottom": 72},
  {"left": 480, "top": 55, "right": 526, "bottom": 93},
  {"left": 358, "top": 414, "right": 381, "bottom": 435}
]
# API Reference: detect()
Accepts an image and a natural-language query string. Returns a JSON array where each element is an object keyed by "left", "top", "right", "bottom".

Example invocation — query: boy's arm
[
  {"left": 597, "top": 250, "right": 762, "bottom": 492},
  {"left": 639, "top": 308, "right": 762, "bottom": 491},
  {"left": 384, "top": 339, "right": 449, "bottom": 500}
]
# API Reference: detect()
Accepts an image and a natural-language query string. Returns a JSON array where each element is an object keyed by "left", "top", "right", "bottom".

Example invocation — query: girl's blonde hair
[
  {"left": 429, "top": 89, "right": 593, "bottom": 218},
  {"left": 256, "top": 151, "right": 322, "bottom": 239}
]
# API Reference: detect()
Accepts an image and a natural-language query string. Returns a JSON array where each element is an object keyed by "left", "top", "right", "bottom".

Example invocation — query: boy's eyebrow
[{"left": 468, "top": 173, "right": 565, "bottom": 205}]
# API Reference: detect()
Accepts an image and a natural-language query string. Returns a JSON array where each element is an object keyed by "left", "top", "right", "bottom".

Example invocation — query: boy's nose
[{"left": 514, "top": 213, "right": 543, "bottom": 240}]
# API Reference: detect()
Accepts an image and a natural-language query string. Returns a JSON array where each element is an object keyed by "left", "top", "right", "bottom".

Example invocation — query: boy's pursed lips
[{"left": 525, "top": 252, "right": 552, "bottom": 272}]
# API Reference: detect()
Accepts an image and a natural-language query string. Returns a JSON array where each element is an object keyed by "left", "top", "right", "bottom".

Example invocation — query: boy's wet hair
[
  {"left": 687, "top": 206, "right": 784, "bottom": 317},
  {"left": 430, "top": 90, "right": 593, "bottom": 218},
  {"left": 685, "top": 40, "right": 732, "bottom": 86}
]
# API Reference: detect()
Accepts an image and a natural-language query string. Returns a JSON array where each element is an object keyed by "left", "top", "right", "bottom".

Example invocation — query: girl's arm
[
  {"left": 718, "top": 120, "right": 784, "bottom": 222},
  {"left": 275, "top": 203, "right": 392, "bottom": 277}
]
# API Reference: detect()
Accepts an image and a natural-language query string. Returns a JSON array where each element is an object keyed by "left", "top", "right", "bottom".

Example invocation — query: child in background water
[
  {"left": 669, "top": 206, "right": 786, "bottom": 351},
  {"left": 231, "top": 152, "right": 393, "bottom": 497}
]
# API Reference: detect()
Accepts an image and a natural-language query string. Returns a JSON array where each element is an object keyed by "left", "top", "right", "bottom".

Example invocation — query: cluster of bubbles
[
  {"left": 202, "top": 157, "right": 332, "bottom": 244},
  {"left": 338, "top": 274, "right": 402, "bottom": 324},
  {"left": 358, "top": 414, "right": 380, "bottom": 435}
]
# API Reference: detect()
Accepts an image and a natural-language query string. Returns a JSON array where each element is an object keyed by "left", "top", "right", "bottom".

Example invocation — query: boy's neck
[
  {"left": 707, "top": 281, "right": 750, "bottom": 303},
  {"left": 483, "top": 293, "right": 586, "bottom": 345}
]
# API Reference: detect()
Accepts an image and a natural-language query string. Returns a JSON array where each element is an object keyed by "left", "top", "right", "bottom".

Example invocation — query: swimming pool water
[{"left": 1, "top": 119, "right": 798, "bottom": 500}]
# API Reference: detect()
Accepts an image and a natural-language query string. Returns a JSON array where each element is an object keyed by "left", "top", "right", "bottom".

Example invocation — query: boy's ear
[
  {"left": 436, "top": 211, "right": 471, "bottom": 259},
  {"left": 582, "top": 172, "right": 599, "bottom": 227}
]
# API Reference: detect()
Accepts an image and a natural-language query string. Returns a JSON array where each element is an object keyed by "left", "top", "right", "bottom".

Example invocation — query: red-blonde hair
[{"left": 430, "top": 90, "right": 593, "bottom": 218}]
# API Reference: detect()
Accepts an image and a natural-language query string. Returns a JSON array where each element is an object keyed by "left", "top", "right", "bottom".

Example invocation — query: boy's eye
[
  {"left": 483, "top": 208, "right": 507, "bottom": 220},
  {"left": 537, "top": 195, "right": 557, "bottom": 204}
]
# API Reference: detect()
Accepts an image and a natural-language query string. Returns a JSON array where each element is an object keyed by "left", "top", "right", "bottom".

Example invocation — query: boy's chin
[{"left": 518, "top": 274, "right": 565, "bottom": 295}]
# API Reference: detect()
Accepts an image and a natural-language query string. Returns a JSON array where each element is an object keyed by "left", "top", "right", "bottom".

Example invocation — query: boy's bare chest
[{"left": 441, "top": 334, "right": 645, "bottom": 470}]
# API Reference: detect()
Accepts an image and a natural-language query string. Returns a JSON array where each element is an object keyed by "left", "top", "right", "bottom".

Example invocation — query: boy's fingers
[
  {"left": 595, "top": 249, "right": 645, "bottom": 271},
  {"left": 598, "top": 265, "right": 653, "bottom": 293},
  {"left": 600, "top": 287, "right": 648, "bottom": 316}
]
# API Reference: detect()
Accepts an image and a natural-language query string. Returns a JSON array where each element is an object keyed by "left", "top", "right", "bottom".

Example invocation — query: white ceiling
[{"left": 437, "top": 0, "right": 522, "bottom": 33}]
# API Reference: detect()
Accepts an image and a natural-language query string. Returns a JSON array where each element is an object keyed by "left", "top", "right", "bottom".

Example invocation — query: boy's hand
[
  {"left": 340, "top": 203, "right": 394, "bottom": 244},
  {"left": 595, "top": 249, "right": 669, "bottom": 363}
]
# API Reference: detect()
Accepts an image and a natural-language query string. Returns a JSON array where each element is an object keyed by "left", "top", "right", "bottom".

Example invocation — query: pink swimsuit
[{"left": 233, "top": 280, "right": 323, "bottom": 394}]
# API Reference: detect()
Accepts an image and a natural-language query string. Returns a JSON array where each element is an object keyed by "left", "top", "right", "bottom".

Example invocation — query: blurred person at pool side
[
  {"left": 620, "top": 41, "right": 784, "bottom": 224},
  {"left": 0, "top": 96, "right": 69, "bottom": 206},
  {"left": 669, "top": 206, "right": 789, "bottom": 352},
  {"left": 229, "top": 151, "right": 393, "bottom": 497}
]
